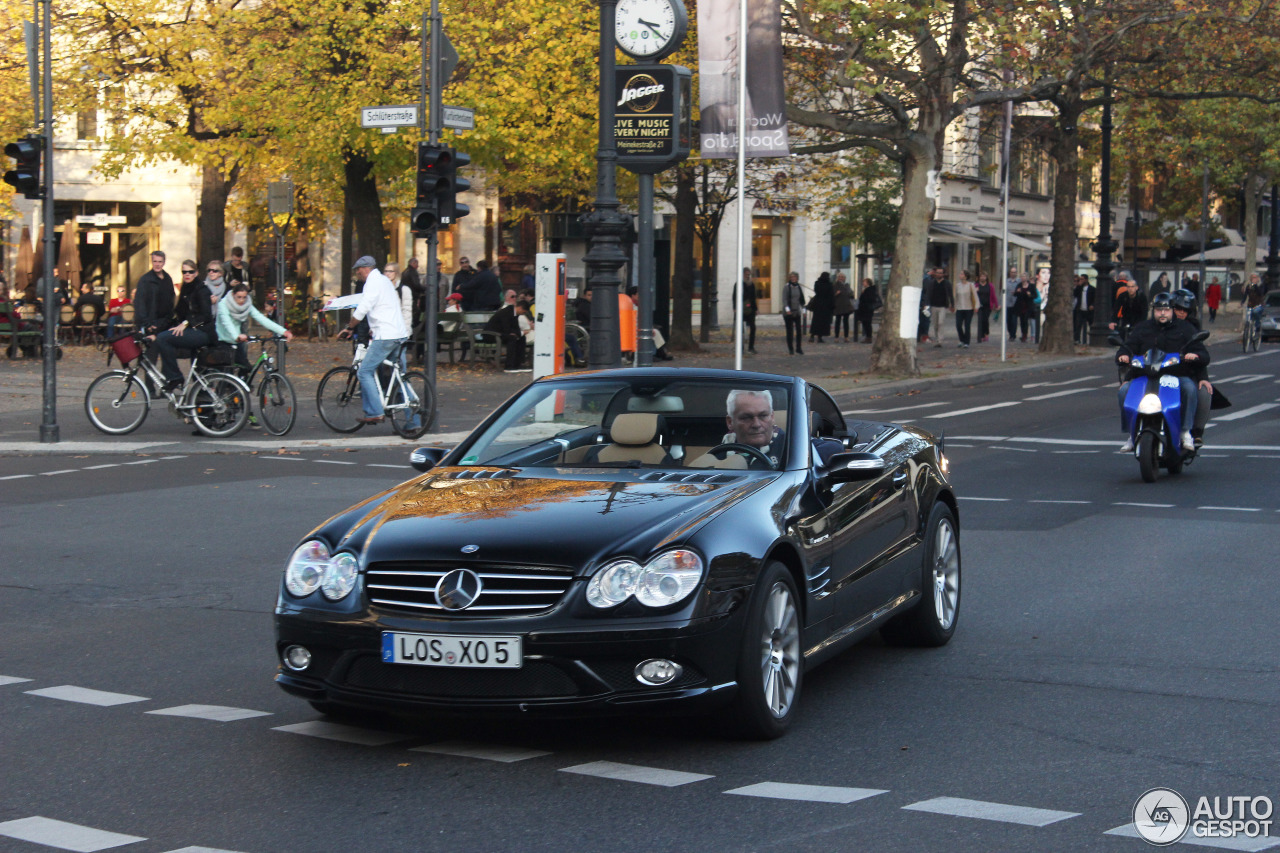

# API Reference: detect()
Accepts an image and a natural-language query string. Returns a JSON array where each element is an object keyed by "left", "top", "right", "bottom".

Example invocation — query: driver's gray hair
[{"left": 726, "top": 388, "right": 773, "bottom": 417}]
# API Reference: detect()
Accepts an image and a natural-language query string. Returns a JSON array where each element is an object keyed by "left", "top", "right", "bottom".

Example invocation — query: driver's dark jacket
[{"left": 1120, "top": 318, "right": 1209, "bottom": 382}]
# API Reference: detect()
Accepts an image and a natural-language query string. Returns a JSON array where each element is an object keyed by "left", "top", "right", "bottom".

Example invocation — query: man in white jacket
[{"left": 340, "top": 256, "right": 409, "bottom": 424}]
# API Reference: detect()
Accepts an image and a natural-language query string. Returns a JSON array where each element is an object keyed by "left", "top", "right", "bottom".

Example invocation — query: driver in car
[{"left": 726, "top": 389, "right": 786, "bottom": 467}]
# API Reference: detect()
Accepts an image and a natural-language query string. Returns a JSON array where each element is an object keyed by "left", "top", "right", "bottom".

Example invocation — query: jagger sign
[{"left": 613, "top": 64, "right": 691, "bottom": 175}]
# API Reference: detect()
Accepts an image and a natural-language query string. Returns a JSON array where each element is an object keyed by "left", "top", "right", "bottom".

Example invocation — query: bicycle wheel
[
  {"left": 1251, "top": 323, "right": 1261, "bottom": 352},
  {"left": 258, "top": 372, "right": 298, "bottom": 436},
  {"left": 84, "top": 370, "right": 150, "bottom": 434},
  {"left": 388, "top": 370, "right": 433, "bottom": 439},
  {"left": 192, "top": 372, "right": 251, "bottom": 437},
  {"left": 317, "top": 366, "right": 365, "bottom": 433},
  {"left": 1242, "top": 324, "right": 1250, "bottom": 352}
]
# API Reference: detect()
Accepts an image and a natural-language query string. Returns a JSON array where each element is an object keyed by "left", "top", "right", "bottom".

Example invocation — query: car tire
[
  {"left": 881, "top": 502, "right": 961, "bottom": 648},
  {"left": 725, "top": 561, "right": 803, "bottom": 740}
]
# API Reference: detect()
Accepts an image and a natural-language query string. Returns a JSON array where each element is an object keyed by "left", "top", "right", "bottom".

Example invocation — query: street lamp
[{"left": 1090, "top": 85, "right": 1117, "bottom": 342}]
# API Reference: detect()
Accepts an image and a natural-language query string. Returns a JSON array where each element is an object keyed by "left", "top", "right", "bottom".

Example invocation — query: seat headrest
[{"left": 609, "top": 412, "right": 664, "bottom": 446}]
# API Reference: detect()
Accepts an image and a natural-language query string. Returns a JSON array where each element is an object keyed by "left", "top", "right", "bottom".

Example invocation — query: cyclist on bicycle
[
  {"left": 154, "top": 259, "right": 222, "bottom": 392},
  {"left": 339, "top": 256, "right": 409, "bottom": 425},
  {"left": 1242, "top": 273, "right": 1265, "bottom": 334},
  {"left": 218, "top": 282, "right": 293, "bottom": 371}
]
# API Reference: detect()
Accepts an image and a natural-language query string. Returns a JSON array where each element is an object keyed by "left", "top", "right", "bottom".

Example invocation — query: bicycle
[
  {"left": 85, "top": 330, "right": 252, "bottom": 437},
  {"left": 308, "top": 295, "right": 332, "bottom": 342},
  {"left": 1242, "top": 306, "right": 1262, "bottom": 352},
  {"left": 316, "top": 339, "right": 435, "bottom": 439},
  {"left": 241, "top": 334, "right": 298, "bottom": 436}
]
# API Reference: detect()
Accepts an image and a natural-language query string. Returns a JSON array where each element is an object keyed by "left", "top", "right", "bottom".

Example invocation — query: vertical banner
[{"left": 698, "top": 0, "right": 789, "bottom": 158}]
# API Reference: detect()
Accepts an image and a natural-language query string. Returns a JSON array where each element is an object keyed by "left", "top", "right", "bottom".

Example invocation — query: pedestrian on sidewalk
[
  {"left": 925, "top": 267, "right": 953, "bottom": 346},
  {"left": 1011, "top": 274, "right": 1034, "bottom": 342},
  {"left": 975, "top": 271, "right": 995, "bottom": 342},
  {"left": 953, "top": 269, "right": 977, "bottom": 347},
  {"left": 832, "top": 272, "right": 855, "bottom": 342},
  {"left": 1206, "top": 277, "right": 1222, "bottom": 323},
  {"left": 781, "top": 272, "right": 806, "bottom": 355},
  {"left": 855, "top": 278, "right": 881, "bottom": 342},
  {"left": 808, "top": 272, "right": 835, "bottom": 344},
  {"left": 734, "top": 267, "right": 758, "bottom": 353},
  {"left": 1072, "top": 274, "right": 1096, "bottom": 344}
]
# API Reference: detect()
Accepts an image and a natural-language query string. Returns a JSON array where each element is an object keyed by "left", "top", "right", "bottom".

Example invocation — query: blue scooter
[{"left": 1110, "top": 330, "right": 1209, "bottom": 483}]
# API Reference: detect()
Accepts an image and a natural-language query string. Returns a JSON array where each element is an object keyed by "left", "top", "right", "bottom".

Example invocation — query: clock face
[{"left": 615, "top": 0, "right": 682, "bottom": 58}]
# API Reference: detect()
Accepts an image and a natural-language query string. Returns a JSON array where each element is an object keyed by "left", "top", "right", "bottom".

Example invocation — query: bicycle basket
[
  {"left": 198, "top": 344, "right": 236, "bottom": 367},
  {"left": 109, "top": 333, "right": 142, "bottom": 365}
]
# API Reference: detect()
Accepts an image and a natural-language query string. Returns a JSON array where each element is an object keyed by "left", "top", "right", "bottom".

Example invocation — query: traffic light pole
[
  {"left": 39, "top": 0, "right": 57, "bottom": 443},
  {"left": 421, "top": 0, "right": 442, "bottom": 423}
]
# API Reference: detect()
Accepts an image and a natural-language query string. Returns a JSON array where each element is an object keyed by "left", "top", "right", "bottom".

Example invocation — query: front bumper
[{"left": 273, "top": 600, "right": 749, "bottom": 718}]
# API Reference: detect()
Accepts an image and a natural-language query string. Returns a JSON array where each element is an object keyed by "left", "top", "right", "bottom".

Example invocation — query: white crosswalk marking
[
  {"left": 1024, "top": 388, "right": 1097, "bottom": 401},
  {"left": 1212, "top": 374, "right": 1272, "bottom": 384},
  {"left": 924, "top": 401, "right": 1022, "bottom": 419},
  {"left": 146, "top": 704, "right": 272, "bottom": 722},
  {"left": 1212, "top": 403, "right": 1280, "bottom": 422},
  {"left": 271, "top": 721, "right": 413, "bottom": 746},
  {"left": 559, "top": 761, "right": 712, "bottom": 787},
  {"left": 411, "top": 741, "right": 551, "bottom": 763},
  {"left": 843, "top": 401, "right": 952, "bottom": 415},
  {"left": 1105, "top": 823, "right": 1280, "bottom": 850},
  {"left": 25, "top": 686, "right": 149, "bottom": 706},
  {"left": 903, "top": 796, "right": 1079, "bottom": 826},
  {"left": 725, "top": 782, "right": 888, "bottom": 804},
  {"left": 0, "top": 816, "right": 146, "bottom": 851}
]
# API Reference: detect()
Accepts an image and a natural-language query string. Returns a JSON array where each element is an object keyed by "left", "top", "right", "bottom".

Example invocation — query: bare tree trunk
[
  {"left": 1243, "top": 172, "right": 1263, "bottom": 286},
  {"left": 870, "top": 138, "right": 934, "bottom": 376},
  {"left": 343, "top": 148, "right": 389, "bottom": 267},
  {"left": 1041, "top": 100, "right": 1081, "bottom": 355},
  {"left": 198, "top": 161, "right": 238, "bottom": 269},
  {"left": 669, "top": 165, "right": 699, "bottom": 350}
]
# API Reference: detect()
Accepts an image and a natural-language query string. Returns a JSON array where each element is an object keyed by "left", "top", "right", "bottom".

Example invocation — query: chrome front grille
[{"left": 365, "top": 562, "right": 574, "bottom": 616}]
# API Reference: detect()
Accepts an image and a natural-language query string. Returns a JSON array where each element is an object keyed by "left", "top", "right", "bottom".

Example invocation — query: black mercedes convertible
[{"left": 274, "top": 368, "right": 961, "bottom": 738}]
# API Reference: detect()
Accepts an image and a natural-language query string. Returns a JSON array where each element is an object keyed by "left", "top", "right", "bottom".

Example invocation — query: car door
[{"left": 810, "top": 388, "right": 918, "bottom": 624}]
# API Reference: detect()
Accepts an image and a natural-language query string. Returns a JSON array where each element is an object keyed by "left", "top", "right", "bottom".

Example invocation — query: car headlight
[
  {"left": 586, "top": 549, "right": 704, "bottom": 609},
  {"left": 322, "top": 552, "right": 360, "bottom": 601},
  {"left": 285, "top": 541, "right": 361, "bottom": 601},
  {"left": 285, "top": 541, "right": 329, "bottom": 597}
]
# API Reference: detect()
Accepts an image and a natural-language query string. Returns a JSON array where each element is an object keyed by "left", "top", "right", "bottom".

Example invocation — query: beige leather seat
[{"left": 591, "top": 413, "right": 671, "bottom": 465}]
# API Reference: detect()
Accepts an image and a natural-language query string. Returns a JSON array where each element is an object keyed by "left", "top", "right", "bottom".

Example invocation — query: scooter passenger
[
  {"left": 1117, "top": 292, "right": 1208, "bottom": 453},
  {"left": 1172, "top": 289, "right": 1213, "bottom": 445}
]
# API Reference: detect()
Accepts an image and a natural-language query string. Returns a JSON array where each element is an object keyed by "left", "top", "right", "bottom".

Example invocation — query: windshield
[{"left": 456, "top": 378, "right": 793, "bottom": 470}]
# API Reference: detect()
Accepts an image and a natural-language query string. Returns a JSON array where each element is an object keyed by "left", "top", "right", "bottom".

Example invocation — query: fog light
[
  {"left": 635, "top": 659, "right": 682, "bottom": 686},
  {"left": 283, "top": 645, "right": 312, "bottom": 671}
]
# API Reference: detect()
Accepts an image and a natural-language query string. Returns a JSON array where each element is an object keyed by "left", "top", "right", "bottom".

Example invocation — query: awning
[
  {"left": 971, "top": 225, "right": 1051, "bottom": 252},
  {"left": 929, "top": 223, "right": 987, "bottom": 245}
]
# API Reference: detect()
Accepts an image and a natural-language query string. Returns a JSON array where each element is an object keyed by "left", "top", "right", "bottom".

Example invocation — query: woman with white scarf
[{"left": 217, "top": 281, "right": 292, "bottom": 372}]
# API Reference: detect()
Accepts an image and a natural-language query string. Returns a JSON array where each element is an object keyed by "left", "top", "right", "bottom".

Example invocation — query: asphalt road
[{"left": 2, "top": 340, "right": 1277, "bottom": 853}]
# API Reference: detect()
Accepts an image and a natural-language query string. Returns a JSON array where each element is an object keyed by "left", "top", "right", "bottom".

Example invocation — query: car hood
[{"left": 327, "top": 468, "right": 774, "bottom": 572}]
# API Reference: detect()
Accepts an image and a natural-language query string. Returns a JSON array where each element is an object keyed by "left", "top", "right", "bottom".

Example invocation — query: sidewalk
[{"left": 0, "top": 320, "right": 1126, "bottom": 456}]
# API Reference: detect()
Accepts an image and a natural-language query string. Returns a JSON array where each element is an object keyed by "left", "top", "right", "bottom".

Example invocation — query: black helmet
[
  {"left": 1151, "top": 292, "right": 1174, "bottom": 309},
  {"left": 1171, "top": 289, "right": 1195, "bottom": 311}
]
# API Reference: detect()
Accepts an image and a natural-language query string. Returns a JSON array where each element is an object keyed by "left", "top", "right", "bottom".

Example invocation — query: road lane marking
[
  {"left": 1023, "top": 376, "right": 1101, "bottom": 388},
  {"left": 40, "top": 469, "right": 78, "bottom": 476},
  {"left": 1052, "top": 450, "right": 1101, "bottom": 454},
  {"left": 314, "top": 460, "right": 358, "bottom": 465},
  {"left": 1114, "top": 502, "right": 1175, "bottom": 508},
  {"left": 1212, "top": 403, "right": 1280, "bottom": 422},
  {"left": 26, "top": 685, "right": 149, "bottom": 706},
  {"left": 725, "top": 782, "right": 888, "bottom": 804},
  {"left": 1197, "top": 506, "right": 1262, "bottom": 513},
  {"left": 1215, "top": 374, "right": 1272, "bottom": 384},
  {"left": 271, "top": 721, "right": 413, "bottom": 746},
  {"left": 1024, "top": 388, "right": 1098, "bottom": 401},
  {"left": 957, "top": 497, "right": 1010, "bottom": 502},
  {"left": 843, "top": 401, "right": 951, "bottom": 415},
  {"left": 1104, "top": 822, "right": 1280, "bottom": 850},
  {"left": 0, "top": 675, "right": 33, "bottom": 685},
  {"left": 1001, "top": 447, "right": 1038, "bottom": 452},
  {"left": 260, "top": 456, "right": 305, "bottom": 461},
  {"left": 1213, "top": 351, "right": 1280, "bottom": 366},
  {"left": 1030, "top": 500, "right": 1092, "bottom": 504},
  {"left": 0, "top": 474, "right": 34, "bottom": 480},
  {"left": 559, "top": 761, "right": 713, "bottom": 787},
  {"left": 123, "top": 459, "right": 157, "bottom": 465},
  {"left": 162, "top": 847, "right": 250, "bottom": 853},
  {"left": 82, "top": 464, "right": 120, "bottom": 470},
  {"left": 902, "top": 796, "right": 1079, "bottom": 826},
  {"left": 0, "top": 816, "right": 147, "bottom": 851},
  {"left": 411, "top": 741, "right": 552, "bottom": 763},
  {"left": 366, "top": 463, "right": 409, "bottom": 469},
  {"left": 923, "top": 401, "right": 1022, "bottom": 419},
  {"left": 147, "top": 704, "right": 272, "bottom": 722}
]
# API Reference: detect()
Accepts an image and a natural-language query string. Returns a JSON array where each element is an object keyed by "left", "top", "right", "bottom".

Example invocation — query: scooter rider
[{"left": 1117, "top": 292, "right": 1208, "bottom": 453}]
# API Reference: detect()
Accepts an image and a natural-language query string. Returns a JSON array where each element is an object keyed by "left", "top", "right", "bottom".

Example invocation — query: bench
[{"left": 0, "top": 301, "right": 44, "bottom": 358}]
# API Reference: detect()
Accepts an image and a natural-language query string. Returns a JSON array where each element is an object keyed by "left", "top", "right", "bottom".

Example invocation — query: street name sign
[
  {"left": 361, "top": 105, "right": 420, "bottom": 129},
  {"left": 442, "top": 106, "right": 475, "bottom": 131}
]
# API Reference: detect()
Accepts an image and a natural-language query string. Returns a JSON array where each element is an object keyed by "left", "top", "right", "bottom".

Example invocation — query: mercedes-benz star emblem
[
  {"left": 461, "top": 544, "right": 479, "bottom": 554},
  {"left": 435, "top": 569, "right": 483, "bottom": 610}
]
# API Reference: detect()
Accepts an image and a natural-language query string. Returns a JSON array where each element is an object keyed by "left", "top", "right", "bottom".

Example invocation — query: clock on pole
[{"left": 615, "top": 0, "right": 688, "bottom": 61}]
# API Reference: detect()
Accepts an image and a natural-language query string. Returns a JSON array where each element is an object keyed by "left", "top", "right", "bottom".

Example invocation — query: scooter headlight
[{"left": 1137, "top": 393, "right": 1163, "bottom": 415}]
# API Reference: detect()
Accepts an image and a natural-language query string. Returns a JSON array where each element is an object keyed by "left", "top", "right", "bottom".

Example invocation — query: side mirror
[
  {"left": 1107, "top": 335, "right": 1125, "bottom": 347},
  {"left": 409, "top": 446, "right": 448, "bottom": 473},
  {"left": 1191, "top": 330, "right": 1210, "bottom": 344},
  {"left": 822, "top": 451, "right": 886, "bottom": 483}
]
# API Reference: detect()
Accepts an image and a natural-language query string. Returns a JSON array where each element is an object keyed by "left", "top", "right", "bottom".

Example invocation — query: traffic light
[
  {"left": 3, "top": 135, "right": 44, "bottom": 200},
  {"left": 443, "top": 149, "right": 471, "bottom": 225},
  {"left": 410, "top": 142, "right": 451, "bottom": 236}
]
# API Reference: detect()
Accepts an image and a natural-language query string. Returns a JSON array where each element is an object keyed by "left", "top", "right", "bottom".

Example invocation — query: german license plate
[{"left": 381, "top": 632, "right": 522, "bottom": 668}]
